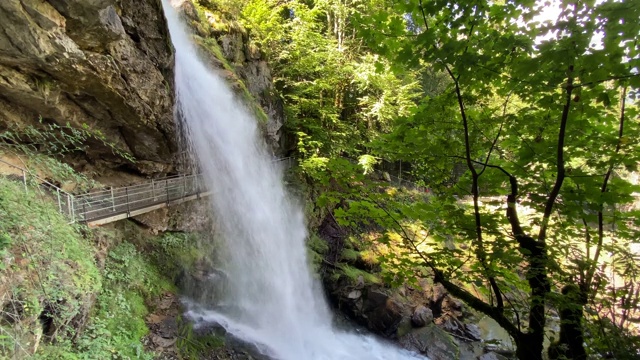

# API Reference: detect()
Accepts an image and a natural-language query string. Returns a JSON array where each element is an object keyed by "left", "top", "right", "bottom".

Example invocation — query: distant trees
[{"left": 239, "top": 0, "right": 421, "bottom": 157}]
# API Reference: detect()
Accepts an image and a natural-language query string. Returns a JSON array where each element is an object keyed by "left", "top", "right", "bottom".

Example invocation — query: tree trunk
[{"left": 516, "top": 332, "right": 545, "bottom": 360}]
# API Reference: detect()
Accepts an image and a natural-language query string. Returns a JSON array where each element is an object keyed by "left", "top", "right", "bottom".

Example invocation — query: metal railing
[
  {"left": 1, "top": 156, "right": 297, "bottom": 224},
  {"left": 71, "top": 157, "right": 295, "bottom": 223},
  {"left": 72, "top": 174, "right": 206, "bottom": 223},
  {"left": 0, "top": 158, "right": 77, "bottom": 219}
]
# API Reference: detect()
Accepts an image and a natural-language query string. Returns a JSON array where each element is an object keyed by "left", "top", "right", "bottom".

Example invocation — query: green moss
[
  {"left": 177, "top": 320, "right": 226, "bottom": 359},
  {"left": 338, "top": 264, "right": 381, "bottom": 285},
  {"left": 153, "top": 231, "right": 208, "bottom": 276},
  {"left": 195, "top": 36, "right": 269, "bottom": 124},
  {"left": 340, "top": 248, "right": 361, "bottom": 261},
  {"left": 308, "top": 233, "right": 329, "bottom": 254}
]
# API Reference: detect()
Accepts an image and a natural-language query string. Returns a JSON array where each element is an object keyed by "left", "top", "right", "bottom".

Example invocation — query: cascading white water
[{"left": 162, "top": 2, "right": 426, "bottom": 359}]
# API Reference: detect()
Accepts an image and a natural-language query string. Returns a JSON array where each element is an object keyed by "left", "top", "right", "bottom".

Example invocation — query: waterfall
[{"left": 162, "top": 2, "right": 426, "bottom": 359}]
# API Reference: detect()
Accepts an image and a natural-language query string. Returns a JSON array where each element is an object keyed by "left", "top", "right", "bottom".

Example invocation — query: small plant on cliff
[{"left": 0, "top": 117, "right": 135, "bottom": 163}]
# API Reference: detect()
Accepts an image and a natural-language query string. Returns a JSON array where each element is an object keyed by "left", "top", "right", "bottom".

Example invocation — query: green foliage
[
  {"left": 103, "top": 242, "right": 174, "bottom": 298},
  {"left": 154, "top": 231, "right": 207, "bottom": 276},
  {"left": 33, "top": 238, "right": 176, "bottom": 360},
  {"left": 357, "top": 154, "right": 379, "bottom": 175},
  {"left": 337, "top": 0, "right": 640, "bottom": 357},
  {"left": 239, "top": 0, "right": 422, "bottom": 157},
  {"left": 0, "top": 172, "right": 187, "bottom": 358},
  {"left": 0, "top": 178, "right": 100, "bottom": 358},
  {"left": 0, "top": 118, "right": 134, "bottom": 163},
  {"left": 177, "top": 320, "right": 225, "bottom": 359}
]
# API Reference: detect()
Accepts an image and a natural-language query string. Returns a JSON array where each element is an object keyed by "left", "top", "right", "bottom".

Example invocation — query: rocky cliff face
[
  {"left": 0, "top": 0, "right": 285, "bottom": 178},
  {"left": 0, "top": 0, "right": 177, "bottom": 175},
  {"left": 176, "top": 0, "right": 285, "bottom": 154}
]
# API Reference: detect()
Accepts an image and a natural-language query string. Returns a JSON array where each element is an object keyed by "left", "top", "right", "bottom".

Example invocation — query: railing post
[
  {"left": 111, "top": 187, "right": 116, "bottom": 212},
  {"left": 195, "top": 175, "right": 200, "bottom": 199},
  {"left": 182, "top": 175, "right": 186, "bottom": 198},
  {"left": 57, "top": 189, "right": 62, "bottom": 213},
  {"left": 151, "top": 179, "right": 155, "bottom": 201},
  {"left": 67, "top": 195, "right": 76, "bottom": 222},
  {"left": 125, "top": 187, "right": 130, "bottom": 217},
  {"left": 166, "top": 180, "right": 170, "bottom": 204},
  {"left": 82, "top": 199, "right": 87, "bottom": 222},
  {"left": 67, "top": 195, "right": 73, "bottom": 221},
  {"left": 22, "top": 170, "right": 28, "bottom": 194}
]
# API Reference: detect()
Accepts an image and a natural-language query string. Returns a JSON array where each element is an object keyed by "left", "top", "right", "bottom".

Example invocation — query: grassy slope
[{"left": 0, "top": 175, "right": 213, "bottom": 359}]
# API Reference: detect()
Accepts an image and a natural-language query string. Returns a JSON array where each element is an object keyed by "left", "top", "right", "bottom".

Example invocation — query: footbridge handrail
[
  {"left": 1, "top": 156, "right": 296, "bottom": 225},
  {"left": 0, "top": 158, "right": 76, "bottom": 218}
]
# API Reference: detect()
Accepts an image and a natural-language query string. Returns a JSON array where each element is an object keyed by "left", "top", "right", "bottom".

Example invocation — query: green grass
[
  {"left": 34, "top": 239, "right": 176, "bottom": 360},
  {"left": 0, "top": 178, "right": 100, "bottom": 357},
  {"left": 177, "top": 320, "right": 226, "bottom": 359},
  {"left": 0, "top": 176, "right": 194, "bottom": 359}
]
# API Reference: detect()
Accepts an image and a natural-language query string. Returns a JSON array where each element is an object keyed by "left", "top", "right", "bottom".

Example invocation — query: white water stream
[{"left": 162, "top": 2, "right": 425, "bottom": 359}]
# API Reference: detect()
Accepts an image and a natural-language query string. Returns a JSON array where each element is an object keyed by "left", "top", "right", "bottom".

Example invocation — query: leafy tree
[
  {"left": 240, "top": 0, "right": 422, "bottom": 157},
  {"left": 340, "top": 0, "right": 640, "bottom": 359}
]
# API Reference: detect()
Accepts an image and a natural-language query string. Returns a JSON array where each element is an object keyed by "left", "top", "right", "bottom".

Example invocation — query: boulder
[
  {"left": 411, "top": 305, "right": 434, "bottom": 327},
  {"left": 399, "top": 324, "right": 460, "bottom": 360},
  {"left": 478, "top": 352, "right": 508, "bottom": 360},
  {"left": 365, "top": 291, "right": 408, "bottom": 337},
  {"left": 465, "top": 324, "right": 482, "bottom": 341}
]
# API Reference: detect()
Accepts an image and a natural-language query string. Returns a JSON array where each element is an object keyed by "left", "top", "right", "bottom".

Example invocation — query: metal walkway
[
  {"left": 1, "top": 157, "right": 295, "bottom": 227},
  {"left": 73, "top": 174, "right": 209, "bottom": 226},
  {"left": 2, "top": 155, "right": 426, "bottom": 227}
]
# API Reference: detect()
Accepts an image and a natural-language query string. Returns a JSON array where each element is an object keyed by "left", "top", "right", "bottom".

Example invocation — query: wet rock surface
[
  {"left": 399, "top": 323, "right": 460, "bottom": 360},
  {"left": 173, "top": 0, "right": 285, "bottom": 154},
  {"left": 144, "top": 292, "right": 270, "bottom": 360},
  {"left": 412, "top": 305, "right": 434, "bottom": 327}
]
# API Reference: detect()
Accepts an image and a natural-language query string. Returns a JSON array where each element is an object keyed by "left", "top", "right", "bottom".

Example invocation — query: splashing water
[{"left": 162, "top": 2, "right": 426, "bottom": 359}]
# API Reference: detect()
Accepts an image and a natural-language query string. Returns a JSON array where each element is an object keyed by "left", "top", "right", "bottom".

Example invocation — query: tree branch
[
  {"left": 586, "top": 85, "right": 627, "bottom": 294},
  {"left": 372, "top": 200, "right": 520, "bottom": 339},
  {"left": 418, "top": 0, "right": 429, "bottom": 31},
  {"left": 538, "top": 66, "right": 573, "bottom": 243},
  {"left": 478, "top": 93, "right": 511, "bottom": 177},
  {"left": 445, "top": 64, "right": 504, "bottom": 311}
]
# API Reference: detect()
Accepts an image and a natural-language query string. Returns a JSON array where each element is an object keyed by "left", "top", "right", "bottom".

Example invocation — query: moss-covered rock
[{"left": 175, "top": 0, "right": 285, "bottom": 153}]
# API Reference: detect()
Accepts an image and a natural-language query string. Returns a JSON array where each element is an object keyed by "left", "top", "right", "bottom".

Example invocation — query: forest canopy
[{"left": 198, "top": 0, "right": 640, "bottom": 358}]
